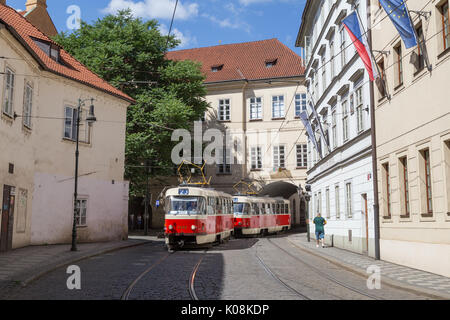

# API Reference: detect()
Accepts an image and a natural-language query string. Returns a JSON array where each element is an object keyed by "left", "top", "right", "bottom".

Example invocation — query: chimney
[
  {"left": 25, "top": 0, "right": 47, "bottom": 11},
  {"left": 22, "top": 0, "right": 58, "bottom": 37}
]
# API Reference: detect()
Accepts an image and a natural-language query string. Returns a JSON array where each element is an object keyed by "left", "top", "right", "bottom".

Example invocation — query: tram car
[
  {"left": 233, "top": 196, "right": 291, "bottom": 237},
  {"left": 164, "top": 186, "right": 234, "bottom": 250}
]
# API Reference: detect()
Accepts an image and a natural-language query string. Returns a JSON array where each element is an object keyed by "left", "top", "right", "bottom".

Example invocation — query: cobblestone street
[{"left": 1, "top": 232, "right": 445, "bottom": 300}]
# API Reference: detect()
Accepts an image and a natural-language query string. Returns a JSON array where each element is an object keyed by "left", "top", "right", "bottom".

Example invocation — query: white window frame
[
  {"left": 251, "top": 146, "right": 263, "bottom": 170},
  {"left": 335, "top": 184, "right": 341, "bottom": 219},
  {"left": 332, "top": 109, "right": 338, "bottom": 149},
  {"left": 217, "top": 146, "right": 231, "bottom": 174},
  {"left": 273, "top": 145, "right": 286, "bottom": 169},
  {"left": 75, "top": 198, "right": 88, "bottom": 227},
  {"left": 272, "top": 95, "right": 285, "bottom": 119},
  {"left": 355, "top": 87, "right": 364, "bottom": 132},
  {"left": 340, "top": 26, "right": 347, "bottom": 68},
  {"left": 342, "top": 100, "right": 349, "bottom": 142},
  {"left": 345, "top": 182, "right": 353, "bottom": 218},
  {"left": 64, "top": 106, "right": 90, "bottom": 143},
  {"left": 3, "top": 67, "right": 15, "bottom": 117},
  {"left": 249, "top": 97, "right": 262, "bottom": 120},
  {"left": 23, "top": 82, "right": 33, "bottom": 129},
  {"left": 296, "top": 144, "right": 308, "bottom": 168},
  {"left": 295, "top": 93, "right": 307, "bottom": 117},
  {"left": 219, "top": 99, "right": 231, "bottom": 121}
]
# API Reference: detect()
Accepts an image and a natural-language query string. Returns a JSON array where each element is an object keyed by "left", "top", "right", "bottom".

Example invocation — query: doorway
[
  {"left": 362, "top": 193, "right": 368, "bottom": 254},
  {"left": 1, "top": 185, "right": 15, "bottom": 252}
]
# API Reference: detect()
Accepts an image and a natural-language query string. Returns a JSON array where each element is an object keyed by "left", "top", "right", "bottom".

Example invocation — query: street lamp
[{"left": 71, "top": 98, "right": 97, "bottom": 252}]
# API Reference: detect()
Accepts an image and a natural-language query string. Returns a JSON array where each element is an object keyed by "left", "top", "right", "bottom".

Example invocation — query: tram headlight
[
  {"left": 169, "top": 225, "right": 174, "bottom": 230},
  {"left": 191, "top": 225, "right": 197, "bottom": 231},
  {"left": 238, "top": 222, "right": 242, "bottom": 226}
]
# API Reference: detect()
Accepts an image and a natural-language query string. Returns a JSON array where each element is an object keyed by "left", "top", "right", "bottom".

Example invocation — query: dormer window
[
  {"left": 265, "top": 59, "right": 278, "bottom": 68},
  {"left": 31, "top": 37, "right": 62, "bottom": 63},
  {"left": 211, "top": 64, "right": 224, "bottom": 72}
]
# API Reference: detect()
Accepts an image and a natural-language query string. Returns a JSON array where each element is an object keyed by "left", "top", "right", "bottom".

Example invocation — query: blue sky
[{"left": 8, "top": 0, "right": 306, "bottom": 54}]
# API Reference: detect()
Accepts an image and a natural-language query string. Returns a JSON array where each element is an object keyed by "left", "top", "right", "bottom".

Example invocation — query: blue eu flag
[{"left": 379, "top": 0, "right": 418, "bottom": 48}]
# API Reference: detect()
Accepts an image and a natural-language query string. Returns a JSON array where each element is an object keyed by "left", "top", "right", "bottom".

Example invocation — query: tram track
[
  {"left": 266, "top": 238, "right": 382, "bottom": 300},
  {"left": 254, "top": 246, "right": 312, "bottom": 300},
  {"left": 121, "top": 248, "right": 208, "bottom": 301}
]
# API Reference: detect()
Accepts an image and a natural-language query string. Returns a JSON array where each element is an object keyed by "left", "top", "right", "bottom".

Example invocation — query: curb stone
[{"left": 287, "top": 236, "right": 450, "bottom": 300}]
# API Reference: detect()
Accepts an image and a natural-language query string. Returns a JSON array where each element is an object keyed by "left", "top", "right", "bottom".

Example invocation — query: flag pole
[
  {"left": 354, "top": 8, "right": 391, "bottom": 101},
  {"left": 404, "top": 1, "right": 432, "bottom": 72},
  {"left": 307, "top": 92, "right": 331, "bottom": 156}
]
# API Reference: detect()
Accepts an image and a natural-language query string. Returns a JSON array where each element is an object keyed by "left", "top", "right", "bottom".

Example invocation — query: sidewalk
[
  {"left": 0, "top": 238, "right": 150, "bottom": 298},
  {"left": 287, "top": 233, "right": 450, "bottom": 300}
]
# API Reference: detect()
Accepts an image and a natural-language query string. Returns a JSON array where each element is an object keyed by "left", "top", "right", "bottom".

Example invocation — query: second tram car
[
  {"left": 233, "top": 196, "right": 291, "bottom": 236},
  {"left": 164, "top": 186, "right": 234, "bottom": 250}
]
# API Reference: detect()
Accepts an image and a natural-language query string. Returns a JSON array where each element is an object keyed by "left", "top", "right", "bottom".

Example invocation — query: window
[
  {"left": 340, "top": 27, "right": 347, "bottom": 67},
  {"left": 250, "top": 97, "right": 262, "bottom": 120},
  {"left": 296, "top": 144, "right": 308, "bottom": 168},
  {"left": 251, "top": 147, "right": 262, "bottom": 170},
  {"left": 326, "top": 188, "right": 330, "bottom": 219},
  {"left": 345, "top": 182, "right": 352, "bottom": 218},
  {"left": 332, "top": 109, "right": 338, "bottom": 149},
  {"left": 3, "top": 67, "right": 15, "bottom": 116},
  {"left": 335, "top": 185, "right": 340, "bottom": 219},
  {"left": 413, "top": 25, "right": 425, "bottom": 73},
  {"left": 295, "top": 94, "right": 307, "bottom": 117},
  {"left": 273, "top": 145, "right": 285, "bottom": 169},
  {"left": 394, "top": 43, "right": 403, "bottom": 87},
  {"left": 342, "top": 100, "right": 349, "bottom": 142},
  {"left": 217, "top": 147, "right": 231, "bottom": 174},
  {"left": 321, "top": 54, "right": 327, "bottom": 93},
  {"left": 377, "top": 58, "right": 387, "bottom": 98},
  {"left": 444, "top": 140, "right": 450, "bottom": 215},
  {"left": 32, "top": 37, "right": 61, "bottom": 63},
  {"left": 64, "top": 106, "right": 90, "bottom": 143},
  {"left": 272, "top": 96, "right": 285, "bottom": 118},
  {"left": 75, "top": 199, "right": 87, "bottom": 227},
  {"left": 219, "top": 99, "right": 230, "bottom": 121},
  {"left": 315, "top": 192, "right": 322, "bottom": 214},
  {"left": 211, "top": 65, "right": 223, "bottom": 72},
  {"left": 382, "top": 163, "right": 391, "bottom": 217},
  {"left": 421, "top": 149, "right": 433, "bottom": 214},
  {"left": 355, "top": 87, "right": 364, "bottom": 132},
  {"left": 23, "top": 83, "right": 33, "bottom": 128},
  {"left": 441, "top": 1, "right": 450, "bottom": 51},
  {"left": 265, "top": 59, "right": 278, "bottom": 68},
  {"left": 330, "top": 35, "right": 335, "bottom": 78},
  {"left": 399, "top": 157, "right": 410, "bottom": 217}
]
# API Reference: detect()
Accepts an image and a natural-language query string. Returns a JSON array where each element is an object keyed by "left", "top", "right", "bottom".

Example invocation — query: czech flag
[{"left": 342, "top": 11, "right": 378, "bottom": 81}]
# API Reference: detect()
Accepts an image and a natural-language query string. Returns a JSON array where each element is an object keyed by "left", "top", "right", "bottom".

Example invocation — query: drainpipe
[
  {"left": 367, "top": 0, "right": 381, "bottom": 260},
  {"left": 241, "top": 79, "right": 249, "bottom": 180}
]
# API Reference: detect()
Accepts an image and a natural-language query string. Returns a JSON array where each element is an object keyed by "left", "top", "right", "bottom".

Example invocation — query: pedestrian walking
[{"left": 313, "top": 213, "right": 327, "bottom": 248}]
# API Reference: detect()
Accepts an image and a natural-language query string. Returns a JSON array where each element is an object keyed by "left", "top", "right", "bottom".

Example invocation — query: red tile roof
[
  {"left": 0, "top": 4, "right": 134, "bottom": 103},
  {"left": 166, "top": 39, "right": 305, "bottom": 84}
]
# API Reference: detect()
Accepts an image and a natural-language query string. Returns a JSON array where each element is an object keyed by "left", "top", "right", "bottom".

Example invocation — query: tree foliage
[{"left": 54, "top": 10, "right": 208, "bottom": 196}]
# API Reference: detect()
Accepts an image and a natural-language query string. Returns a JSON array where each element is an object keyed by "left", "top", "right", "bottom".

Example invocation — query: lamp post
[
  {"left": 71, "top": 98, "right": 97, "bottom": 252},
  {"left": 305, "top": 184, "right": 312, "bottom": 243}
]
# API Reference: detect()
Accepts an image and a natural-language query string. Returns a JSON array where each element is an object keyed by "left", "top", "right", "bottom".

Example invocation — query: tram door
[{"left": 1, "top": 186, "right": 15, "bottom": 252}]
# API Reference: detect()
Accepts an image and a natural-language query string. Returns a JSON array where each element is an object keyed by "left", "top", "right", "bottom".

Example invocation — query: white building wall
[{"left": 298, "top": 0, "right": 376, "bottom": 256}]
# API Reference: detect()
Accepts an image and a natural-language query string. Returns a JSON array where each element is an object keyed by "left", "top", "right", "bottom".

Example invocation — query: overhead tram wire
[{"left": 165, "top": 0, "right": 179, "bottom": 52}]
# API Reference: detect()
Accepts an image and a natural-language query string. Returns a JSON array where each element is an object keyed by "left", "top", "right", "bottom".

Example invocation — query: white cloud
[
  {"left": 202, "top": 13, "right": 251, "bottom": 33},
  {"left": 238, "top": 0, "right": 272, "bottom": 6},
  {"left": 102, "top": 0, "right": 199, "bottom": 20},
  {"left": 159, "top": 24, "right": 197, "bottom": 48}
]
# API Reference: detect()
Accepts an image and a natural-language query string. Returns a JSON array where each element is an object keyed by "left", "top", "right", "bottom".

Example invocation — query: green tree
[{"left": 54, "top": 10, "right": 208, "bottom": 196}]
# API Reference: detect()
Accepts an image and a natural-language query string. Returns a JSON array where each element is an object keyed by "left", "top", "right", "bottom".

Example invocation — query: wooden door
[{"left": 1, "top": 185, "right": 15, "bottom": 252}]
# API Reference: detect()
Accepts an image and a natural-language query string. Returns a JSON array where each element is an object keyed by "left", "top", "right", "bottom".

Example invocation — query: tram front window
[
  {"left": 168, "top": 196, "right": 205, "bottom": 215},
  {"left": 234, "top": 203, "right": 250, "bottom": 215}
]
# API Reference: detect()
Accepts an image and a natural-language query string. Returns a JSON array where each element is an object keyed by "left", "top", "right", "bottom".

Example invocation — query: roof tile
[
  {"left": 166, "top": 38, "right": 305, "bottom": 83},
  {"left": 0, "top": 4, "right": 134, "bottom": 103}
]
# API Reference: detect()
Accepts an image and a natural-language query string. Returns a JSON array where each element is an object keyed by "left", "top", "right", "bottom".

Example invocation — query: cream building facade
[
  {"left": 0, "top": 3, "right": 132, "bottom": 251},
  {"left": 370, "top": 0, "right": 450, "bottom": 277}
]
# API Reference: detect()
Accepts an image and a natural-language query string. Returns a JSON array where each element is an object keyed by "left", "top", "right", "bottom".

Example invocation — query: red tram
[
  {"left": 164, "top": 186, "right": 234, "bottom": 250},
  {"left": 233, "top": 196, "right": 291, "bottom": 236}
]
